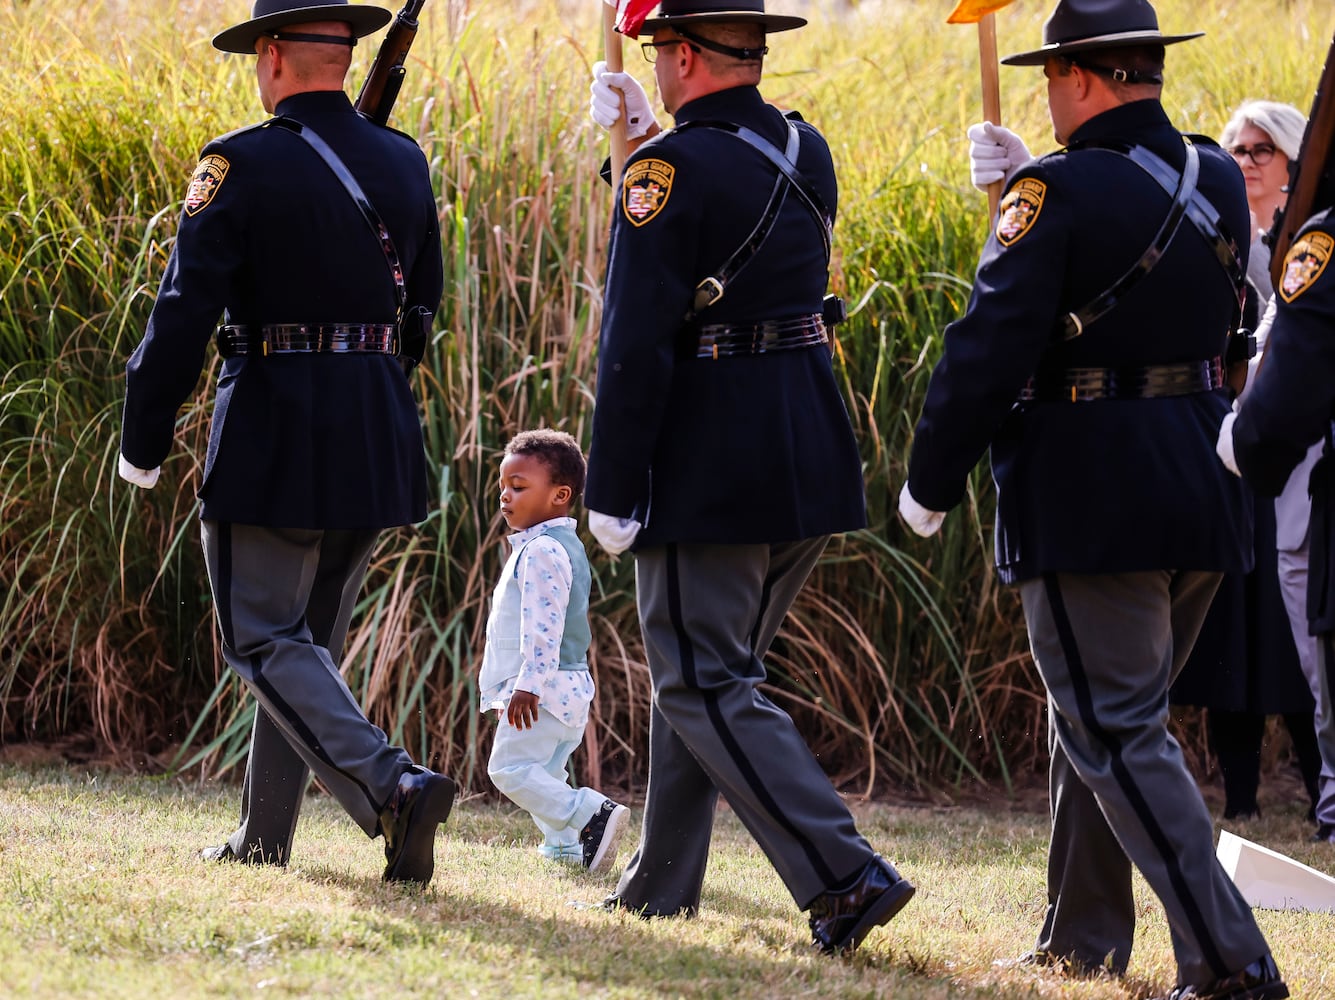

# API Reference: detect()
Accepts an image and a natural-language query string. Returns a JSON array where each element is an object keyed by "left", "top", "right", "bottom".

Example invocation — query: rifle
[
  {"left": 354, "top": 0, "right": 427, "bottom": 126},
  {"left": 1268, "top": 31, "right": 1335, "bottom": 291}
]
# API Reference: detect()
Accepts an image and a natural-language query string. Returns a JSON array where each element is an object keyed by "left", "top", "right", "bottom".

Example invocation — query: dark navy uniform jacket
[
  {"left": 1234, "top": 208, "right": 1335, "bottom": 631},
  {"left": 121, "top": 90, "right": 444, "bottom": 530},
  {"left": 907, "top": 100, "right": 1252, "bottom": 584},
  {"left": 586, "top": 85, "right": 866, "bottom": 547}
]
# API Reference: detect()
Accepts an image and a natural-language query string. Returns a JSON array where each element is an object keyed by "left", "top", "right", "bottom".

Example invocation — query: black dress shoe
[
  {"left": 992, "top": 949, "right": 1112, "bottom": 979},
  {"left": 1313, "top": 822, "right": 1335, "bottom": 844},
  {"left": 199, "top": 842, "right": 286, "bottom": 866},
  {"left": 200, "top": 843, "right": 237, "bottom": 863},
  {"left": 380, "top": 768, "right": 456, "bottom": 884},
  {"left": 808, "top": 854, "right": 915, "bottom": 955},
  {"left": 599, "top": 894, "right": 696, "bottom": 919},
  {"left": 1153, "top": 953, "right": 1289, "bottom": 1000}
]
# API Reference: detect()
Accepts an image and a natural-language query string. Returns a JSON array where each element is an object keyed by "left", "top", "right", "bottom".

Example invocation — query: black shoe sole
[
  {"left": 383, "top": 774, "right": 456, "bottom": 884},
  {"left": 827, "top": 878, "right": 917, "bottom": 954}
]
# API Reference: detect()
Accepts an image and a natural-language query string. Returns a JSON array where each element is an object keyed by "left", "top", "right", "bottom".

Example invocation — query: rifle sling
[{"left": 266, "top": 116, "right": 407, "bottom": 316}]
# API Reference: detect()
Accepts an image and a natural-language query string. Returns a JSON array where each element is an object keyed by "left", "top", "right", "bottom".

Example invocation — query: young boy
[{"left": 479, "top": 429, "right": 629, "bottom": 873}]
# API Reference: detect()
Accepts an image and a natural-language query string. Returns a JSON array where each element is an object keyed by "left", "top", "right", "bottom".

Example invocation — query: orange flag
[
  {"left": 948, "top": 2, "right": 1018, "bottom": 215},
  {"left": 947, "top": 0, "right": 1019, "bottom": 23}
]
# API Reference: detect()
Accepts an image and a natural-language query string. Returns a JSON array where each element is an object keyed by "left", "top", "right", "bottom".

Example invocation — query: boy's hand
[{"left": 506, "top": 690, "right": 540, "bottom": 730}]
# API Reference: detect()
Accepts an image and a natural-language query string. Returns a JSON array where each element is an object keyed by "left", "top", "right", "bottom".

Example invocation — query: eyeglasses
[
  {"left": 1227, "top": 142, "right": 1278, "bottom": 166},
  {"left": 641, "top": 38, "right": 699, "bottom": 63}
]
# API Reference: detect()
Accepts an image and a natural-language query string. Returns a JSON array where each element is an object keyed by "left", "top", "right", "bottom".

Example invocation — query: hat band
[
  {"left": 1047, "top": 29, "right": 1169, "bottom": 48},
  {"left": 674, "top": 26, "right": 767, "bottom": 60},
  {"left": 268, "top": 30, "right": 357, "bottom": 46}
]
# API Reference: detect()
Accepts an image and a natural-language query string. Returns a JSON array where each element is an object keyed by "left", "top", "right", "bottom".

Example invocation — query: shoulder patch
[
  {"left": 995, "top": 177, "right": 1046, "bottom": 247},
  {"left": 184, "top": 154, "right": 229, "bottom": 217},
  {"left": 622, "top": 158, "right": 675, "bottom": 227},
  {"left": 1278, "top": 231, "right": 1333, "bottom": 303}
]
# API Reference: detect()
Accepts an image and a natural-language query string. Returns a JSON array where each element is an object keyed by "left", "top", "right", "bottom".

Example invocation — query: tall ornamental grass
[{"left": 2, "top": 0, "right": 1333, "bottom": 796}]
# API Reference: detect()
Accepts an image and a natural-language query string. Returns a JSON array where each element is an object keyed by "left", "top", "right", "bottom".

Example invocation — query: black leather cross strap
[
  {"left": 684, "top": 122, "right": 799, "bottom": 320},
  {"left": 265, "top": 116, "right": 406, "bottom": 315},
  {"left": 679, "top": 119, "right": 833, "bottom": 257},
  {"left": 1017, "top": 357, "right": 1224, "bottom": 401},
  {"left": 673, "top": 118, "right": 833, "bottom": 321},
  {"left": 1059, "top": 138, "right": 1200, "bottom": 339}
]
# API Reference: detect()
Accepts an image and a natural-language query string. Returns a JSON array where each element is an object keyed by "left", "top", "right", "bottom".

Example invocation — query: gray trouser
[
  {"left": 1021, "top": 570, "right": 1271, "bottom": 985},
  {"left": 613, "top": 538, "right": 876, "bottom": 915},
  {"left": 1276, "top": 544, "right": 1335, "bottom": 828},
  {"left": 202, "top": 521, "right": 412, "bottom": 859}
]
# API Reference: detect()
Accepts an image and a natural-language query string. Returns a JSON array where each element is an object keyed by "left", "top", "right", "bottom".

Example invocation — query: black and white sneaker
[{"left": 580, "top": 800, "right": 629, "bottom": 874}]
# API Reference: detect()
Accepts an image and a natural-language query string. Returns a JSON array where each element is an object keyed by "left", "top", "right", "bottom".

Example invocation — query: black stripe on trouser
[
  {"left": 213, "top": 522, "right": 384, "bottom": 818},
  {"left": 664, "top": 543, "right": 839, "bottom": 887},
  {"left": 1043, "top": 573, "right": 1229, "bottom": 976},
  {"left": 1323, "top": 634, "right": 1335, "bottom": 724}
]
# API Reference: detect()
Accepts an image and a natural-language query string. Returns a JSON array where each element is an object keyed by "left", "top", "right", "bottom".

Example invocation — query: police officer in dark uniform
[
  {"left": 901, "top": 2, "right": 1287, "bottom": 996},
  {"left": 1221, "top": 181, "right": 1335, "bottom": 849},
  {"left": 585, "top": 0, "right": 914, "bottom": 956},
  {"left": 118, "top": 0, "right": 454, "bottom": 883}
]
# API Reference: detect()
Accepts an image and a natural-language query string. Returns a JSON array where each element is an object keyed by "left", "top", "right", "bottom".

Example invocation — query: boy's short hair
[{"left": 504, "top": 429, "right": 587, "bottom": 499}]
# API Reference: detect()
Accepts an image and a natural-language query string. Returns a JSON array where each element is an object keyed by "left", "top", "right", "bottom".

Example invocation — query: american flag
[{"left": 605, "top": 0, "right": 659, "bottom": 37}]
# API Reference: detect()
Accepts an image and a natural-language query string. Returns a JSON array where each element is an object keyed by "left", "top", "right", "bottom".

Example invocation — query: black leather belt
[
  {"left": 216, "top": 323, "right": 398, "bottom": 357},
  {"left": 1018, "top": 357, "right": 1224, "bottom": 402},
  {"left": 690, "top": 314, "right": 828, "bottom": 360}
]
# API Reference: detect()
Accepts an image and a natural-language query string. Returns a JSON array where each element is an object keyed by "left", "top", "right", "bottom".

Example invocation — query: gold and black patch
[
  {"left": 622, "top": 158, "right": 675, "bottom": 227},
  {"left": 1278, "top": 230, "right": 1333, "bottom": 303},
  {"left": 184, "top": 154, "right": 230, "bottom": 217},
  {"left": 995, "top": 177, "right": 1046, "bottom": 247}
]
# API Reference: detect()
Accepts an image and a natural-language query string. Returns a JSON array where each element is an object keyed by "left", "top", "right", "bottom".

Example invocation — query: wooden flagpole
[
  {"left": 978, "top": 14, "right": 1003, "bottom": 218},
  {"left": 603, "top": 3, "right": 629, "bottom": 184}
]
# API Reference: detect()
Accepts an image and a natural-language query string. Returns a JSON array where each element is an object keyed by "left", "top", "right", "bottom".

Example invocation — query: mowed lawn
[{"left": 1, "top": 759, "right": 1333, "bottom": 998}]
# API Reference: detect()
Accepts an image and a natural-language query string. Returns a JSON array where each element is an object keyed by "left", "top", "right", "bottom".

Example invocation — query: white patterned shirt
[{"left": 478, "top": 517, "right": 594, "bottom": 729}]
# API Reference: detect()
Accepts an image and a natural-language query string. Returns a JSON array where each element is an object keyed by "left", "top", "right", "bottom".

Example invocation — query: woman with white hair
[{"left": 1220, "top": 99, "right": 1307, "bottom": 299}]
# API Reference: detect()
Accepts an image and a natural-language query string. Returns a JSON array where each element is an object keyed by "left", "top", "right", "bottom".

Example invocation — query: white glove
[
  {"left": 898, "top": 483, "right": 947, "bottom": 538},
  {"left": 966, "top": 121, "right": 1032, "bottom": 192},
  {"left": 588, "top": 509, "right": 642, "bottom": 556},
  {"left": 589, "top": 60, "right": 654, "bottom": 140},
  {"left": 1216, "top": 411, "right": 1241, "bottom": 477},
  {"left": 118, "top": 454, "right": 161, "bottom": 489}
]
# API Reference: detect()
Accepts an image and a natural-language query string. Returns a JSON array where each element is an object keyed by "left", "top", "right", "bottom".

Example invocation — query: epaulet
[
  {"left": 782, "top": 109, "right": 807, "bottom": 123},
  {"left": 635, "top": 127, "right": 675, "bottom": 152},
  {"left": 376, "top": 121, "right": 420, "bottom": 144},
  {"left": 207, "top": 119, "right": 275, "bottom": 148},
  {"left": 1304, "top": 206, "right": 1335, "bottom": 230},
  {"left": 1184, "top": 132, "right": 1222, "bottom": 149}
]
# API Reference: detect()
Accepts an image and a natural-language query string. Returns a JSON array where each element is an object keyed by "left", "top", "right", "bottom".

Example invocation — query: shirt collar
[
  {"left": 673, "top": 84, "right": 766, "bottom": 126},
  {"left": 1068, "top": 99, "right": 1172, "bottom": 147},
  {"left": 507, "top": 516, "right": 577, "bottom": 549},
  {"left": 274, "top": 90, "right": 355, "bottom": 118}
]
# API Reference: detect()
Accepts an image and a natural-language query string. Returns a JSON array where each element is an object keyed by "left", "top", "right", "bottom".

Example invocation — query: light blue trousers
[{"left": 487, "top": 707, "right": 605, "bottom": 860}]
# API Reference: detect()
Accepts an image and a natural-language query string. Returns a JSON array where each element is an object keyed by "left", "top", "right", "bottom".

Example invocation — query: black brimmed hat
[
  {"left": 639, "top": 1, "right": 806, "bottom": 37},
  {"left": 213, "top": 0, "right": 392, "bottom": 54},
  {"left": 1000, "top": 0, "right": 1201, "bottom": 67}
]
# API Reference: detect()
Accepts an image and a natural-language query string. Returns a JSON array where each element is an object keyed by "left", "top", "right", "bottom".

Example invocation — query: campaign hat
[
  {"left": 639, "top": 1, "right": 806, "bottom": 36},
  {"left": 213, "top": 0, "right": 392, "bottom": 54},
  {"left": 1001, "top": 0, "right": 1201, "bottom": 67}
]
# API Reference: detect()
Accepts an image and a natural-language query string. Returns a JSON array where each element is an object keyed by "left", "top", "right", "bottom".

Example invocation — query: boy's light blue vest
[{"left": 480, "top": 522, "right": 592, "bottom": 693}]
